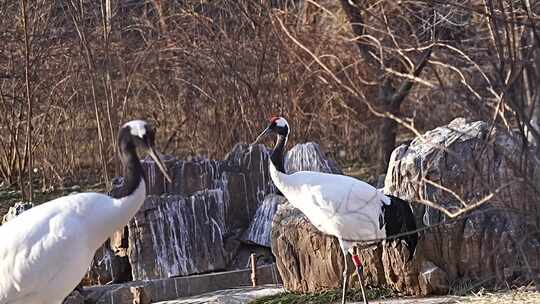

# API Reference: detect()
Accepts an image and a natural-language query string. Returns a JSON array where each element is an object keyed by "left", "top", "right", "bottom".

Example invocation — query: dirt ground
[{"left": 154, "top": 285, "right": 539, "bottom": 304}]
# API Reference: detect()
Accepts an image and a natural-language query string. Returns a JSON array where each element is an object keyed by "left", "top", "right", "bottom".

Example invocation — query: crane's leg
[
  {"left": 352, "top": 246, "right": 369, "bottom": 304},
  {"left": 341, "top": 248, "right": 349, "bottom": 304}
]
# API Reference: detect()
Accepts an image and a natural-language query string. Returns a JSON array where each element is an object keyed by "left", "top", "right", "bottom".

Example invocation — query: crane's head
[
  {"left": 120, "top": 120, "right": 172, "bottom": 182},
  {"left": 252, "top": 116, "right": 289, "bottom": 145}
]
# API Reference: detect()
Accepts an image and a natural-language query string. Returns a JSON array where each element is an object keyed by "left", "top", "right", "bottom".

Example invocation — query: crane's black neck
[
  {"left": 116, "top": 137, "right": 145, "bottom": 199},
  {"left": 270, "top": 134, "right": 287, "bottom": 174}
]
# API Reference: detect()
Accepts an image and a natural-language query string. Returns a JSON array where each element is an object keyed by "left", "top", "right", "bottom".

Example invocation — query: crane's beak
[
  {"left": 147, "top": 147, "right": 172, "bottom": 183},
  {"left": 251, "top": 126, "right": 272, "bottom": 145}
]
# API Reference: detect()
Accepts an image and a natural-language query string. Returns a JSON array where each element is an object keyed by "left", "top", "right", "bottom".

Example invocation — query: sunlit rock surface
[
  {"left": 242, "top": 194, "right": 286, "bottom": 247},
  {"left": 128, "top": 190, "right": 228, "bottom": 279},
  {"left": 382, "top": 118, "right": 540, "bottom": 294},
  {"left": 271, "top": 143, "right": 359, "bottom": 292},
  {"left": 285, "top": 142, "right": 342, "bottom": 174},
  {"left": 86, "top": 143, "right": 277, "bottom": 281}
]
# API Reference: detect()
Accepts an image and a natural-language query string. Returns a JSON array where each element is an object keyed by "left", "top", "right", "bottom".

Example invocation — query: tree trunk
[{"left": 338, "top": 0, "right": 432, "bottom": 173}]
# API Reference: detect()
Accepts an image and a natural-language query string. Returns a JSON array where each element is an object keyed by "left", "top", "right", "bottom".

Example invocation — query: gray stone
[
  {"left": 62, "top": 290, "right": 84, "bottom": 304},
  {"left": 83, "top": 238, "right": 132, "bottom": 285},
  {"left": 285, "top": 142, "right": 342, "bottom": 174},
  {"left": 242, "top": 194, "right": 285, "bottom": 247},
  {"left": 89, "top": 143, "right": 274, "bottom": 282},
  {"left": 383, "top": 118, "right": 540, "bottom": 294},
  {"left": 128, "top": 190, "right": 228, "bottom": 280}
]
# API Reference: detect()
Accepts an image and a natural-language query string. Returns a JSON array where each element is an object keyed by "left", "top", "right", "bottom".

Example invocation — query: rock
[
  {"left": 88, "top": 143, "right": 273, "bottom": 283},
  {"left": 83, "top": 239, "right": 132, "bottom": 285},
  {"left": 271, "top": 203, "right": 356, "bottom": 292},
  {"left": 285, "top": 142, "right": 342, "bottom": 174},
  {"left": 222, "top": 143, "right": 274, "bottom": 231},
  {"left": 226, "top": 244, "right": 275, "bottom": 270},
  {"left": 2, "top": 201, "right": 33, "bottom": 224},
  {"left": 242, "top": 194, "right": 285, "bottom": 247},
  {"left": 419, "top": 261, "right": 448, "bottom": 295},
  {"left": 62, "top": 290, "right": 84, "bottom": 304},
  {"left": 383, "top": 118, "right": 540, "bottom": 294},
  {"left": 128, "top": 190, "right": 228, "bottom": 280},
  {"left": 130, "top": 285, "right": 151, "bottom": 304}
]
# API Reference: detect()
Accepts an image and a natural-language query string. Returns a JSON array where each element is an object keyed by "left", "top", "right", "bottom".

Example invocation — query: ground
[{"left": 154, "top": 285, "right": 539, "bottom": 304}]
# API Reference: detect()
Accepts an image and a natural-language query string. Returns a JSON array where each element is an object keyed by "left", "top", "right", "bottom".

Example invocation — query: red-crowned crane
[
  {"left": 253, "top": 117, "right": 417, "bottom": 304},
  {"left": 0, "top": 120, "right": 171, "bottom": 304}
]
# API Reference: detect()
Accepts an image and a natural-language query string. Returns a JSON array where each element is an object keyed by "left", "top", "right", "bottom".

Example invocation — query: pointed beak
[
  {"left": 251, "top": 126, "right": 272, "bottom": 145},
  {"left": 147, "top": 147, "right": 172, "bottom": 183}
]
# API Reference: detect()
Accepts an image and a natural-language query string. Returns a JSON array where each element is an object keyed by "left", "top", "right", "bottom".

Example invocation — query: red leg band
[{"left": 352, "top": 254, "right": 362, "bottom": 267}]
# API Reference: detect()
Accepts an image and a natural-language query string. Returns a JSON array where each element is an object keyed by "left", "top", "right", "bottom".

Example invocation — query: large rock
[
  {"left": 110, "top": 143, "right": 274, "bottom": 281},
  {"left": 128, "top": 190, "right": 228, "bottom": 279},
  {"left": 272, "top": 202, "right": 358, "bottom": 291},
  {"left": 285, "top": 142, "right": 342, "bottom": 174},
  {"left": 240, "top": 143, "right": 340, "bottom": 248},
  {"left": 271, "top": 119, "right": 540, "bottom": 295},
  {"left": 62, "top": 290, "right": 84, "bottom": 304},
  {"left": 242, "top": 194, "right": 286, "bottom": 247},
  {"left": 382, "top": 118, "right": 540, "bottom": 294}
]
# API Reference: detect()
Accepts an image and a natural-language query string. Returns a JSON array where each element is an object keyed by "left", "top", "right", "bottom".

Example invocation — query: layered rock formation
[
  {"left": 86, "top": 143, "right": 279, "bottom": 282},
  {"left": 284, "top": 142, "right": 343, "bottom": 174},
  {"left": 271, "top": 119, "right": 540, "bottom": 295},
  {"left": 383, "top": 118, "right": 540, "bottom": 294},
  {"left": 242, "top": 194, "right": 286, "bottom": 247},
  {"left": 128, "top": 190, "right": 229, "bottom": 279}
]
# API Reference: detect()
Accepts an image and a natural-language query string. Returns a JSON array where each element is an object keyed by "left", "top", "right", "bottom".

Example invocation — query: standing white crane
[
  {"left": 253, "top": 117, "right": 417, "bottom": 304},
  {"left": 0, "top": 120, "right": 171, "bottom": 304}
]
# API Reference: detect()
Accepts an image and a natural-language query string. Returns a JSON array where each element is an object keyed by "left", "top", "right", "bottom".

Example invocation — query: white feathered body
[
  {"left": 0, "top": 181, "right": 145, "bottom": 304},
  {"left": 270, "top": 163, "right": 389, "bottom": 252}
]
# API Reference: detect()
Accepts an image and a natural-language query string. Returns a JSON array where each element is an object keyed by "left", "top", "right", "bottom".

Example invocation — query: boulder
[
  {"left": 242, "top": 194, "right": 286, "bottom": 247},
  {"left": 83, "top": 239, "right": 132, "bottom": 285},
  {"left": 62, "top": 290, "right": 84, "bottom": 304},
  {"left": 221, "top": 144, "right": 273, "bottom": 232},
  {"left": 128, "top": 190, "right": 228, "bottom": 280},
  {"left": 285, "top": 142, "right": 342, "bottom": 174},
  {"left": 122, "top": 143, "right": 273, "bottom": 281},
  {"left": 271, "top": 202, "right": 357, "bottom": 291},
  {"left": 382, "top": 118, "right": 540, "bottom": 294}
]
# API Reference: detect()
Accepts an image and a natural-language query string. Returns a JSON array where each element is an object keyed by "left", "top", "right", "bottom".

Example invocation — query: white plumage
[
  {"left": 0, "top": 120, "right": 170, "bottom": 304},
  {"left": 270, "top": 165, "right": 390, "bottom": 251},
  {"left": 0, "top": 184, "right": 145, "bottom": 304}
]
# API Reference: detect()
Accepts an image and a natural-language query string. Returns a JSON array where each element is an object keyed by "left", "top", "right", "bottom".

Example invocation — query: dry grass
[
  {"left": 458, "top": 288, "right": 540, "bottom": 304},
  {"left": 4, "top": 0, "right": 537, "bottom": 197}
]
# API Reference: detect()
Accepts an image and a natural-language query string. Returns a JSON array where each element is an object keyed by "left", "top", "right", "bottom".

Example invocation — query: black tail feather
[{"left": 382, "top": 195, "right": 418, "bottom": 262}]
